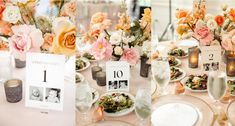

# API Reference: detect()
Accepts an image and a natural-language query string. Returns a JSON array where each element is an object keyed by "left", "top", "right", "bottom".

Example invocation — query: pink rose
[
  {"left": 194, "top": 26, "right": 214, "bottom": 46},
  {"left": 120, "top": 48, "right": 140, "bottom": 65},
  {"left": 222, "top": 29, "right": 235, "bottom": 51},
  {"left": 9, "top": 25, "right": 43, "bottom": 60},
  {"left": 90, "top": 38, "right": 113, "bottom": 60}
]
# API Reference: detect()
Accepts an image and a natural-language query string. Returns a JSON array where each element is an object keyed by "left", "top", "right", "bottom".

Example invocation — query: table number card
[
  {"left": 200, "top": 46, "right": 221, "bottom": 71},
  {"left": 106, "top": 61, "right": 130, "bottom": 92},
  {"left": 25, "top": 53, "right": 65, "bottom": 111}
]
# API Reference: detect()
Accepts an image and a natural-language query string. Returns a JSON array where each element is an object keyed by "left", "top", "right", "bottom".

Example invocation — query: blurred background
[{"left": 152, "top": 0, "right": 235, "bottom": 42}]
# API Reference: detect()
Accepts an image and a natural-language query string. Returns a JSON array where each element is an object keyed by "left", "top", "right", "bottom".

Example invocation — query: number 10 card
[
  {"left": 106, "top": 61, "right": 130, "bottom": 92},
  {"left": 25, "top": 52, "right": 65, "bottom": 111}
]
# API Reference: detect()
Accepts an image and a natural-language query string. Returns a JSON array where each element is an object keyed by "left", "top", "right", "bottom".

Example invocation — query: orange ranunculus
[
  {"left": 0, "top": 2, "right": 5, "bottom": 20},
  {"left": 52, "top": 18, "right": 76, "bottom": 56},
  {"left": 176, "top": 9, "right": 189, "bottom": 19},
  {"left": 0, "top": 20, "right": 13, "bottom": 36},
  {"left": 228, "top": 8, "right": 235, "bottom": 22},
  {"left": 215, "top": 15, "right": 224, "bottom": 26}
]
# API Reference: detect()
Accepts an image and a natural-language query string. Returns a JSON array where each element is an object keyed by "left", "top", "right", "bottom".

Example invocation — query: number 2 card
[
  {"left": 25, "top": 52, "right": 65, "bottom": 111},
  {"left": 106, "top": 61, "right": 130, "bottom": 92}
]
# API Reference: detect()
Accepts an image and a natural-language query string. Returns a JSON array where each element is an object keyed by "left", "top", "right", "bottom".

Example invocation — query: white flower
[
  {"left": 123, "top": 35, "right": 135, "bottom": 44},
  {"left": 141, "top": 41, "right": 151, "bottom": 57},
  {"left": 182, "top": 32, "right": 193, "bottom": 39},
  {"left": 205, "top": 14, "right": 214, "bottom": 22},
  {"left": 207, "top": 19, "right": 218, "bottom": 30},
  {"left": 3, "top": 5, "right": 21, "bottom": 24},
  {"left": 114, "top": 46, "right": 123, "bottom": 55},
  {"left": 195, "top": 19, "right": 206, "bottom": 29},
  {"left": 110, "top": 31, "right": 123, "bottom": 45},
  {"left": 210, "top": 40, "right": 220, "bottom": 46}
]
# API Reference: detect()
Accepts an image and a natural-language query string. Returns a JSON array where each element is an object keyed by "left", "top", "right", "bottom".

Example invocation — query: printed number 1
[{"left": 43, "top": 70, "right": 47, "bottom": 82}]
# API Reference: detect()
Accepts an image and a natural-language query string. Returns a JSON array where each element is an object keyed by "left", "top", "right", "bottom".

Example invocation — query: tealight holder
[
  {"left": 91, "top": 66, "right": 102, "bottom": 80},
  {"left": 96, "top": 71, "right": 106, "bottom": 86},
  {"left": 188, "top": 46, "right": 199, "bottom": 68},
  {"left": 4, "top": 79, "right": 22, "bottom": 103},
  {"left": 226, "top": 56, "right": 235, "bottom": 77}
]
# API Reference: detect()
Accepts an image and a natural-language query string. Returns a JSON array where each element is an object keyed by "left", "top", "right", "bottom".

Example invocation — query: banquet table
[
  {"left": 0, "top": 56, "right": 76, "bottom": 126},
  {"left": 152, "top": 40, "right": 235, "bottom": 126},
  {"left": 76, "top": 61, "right": 151, "bottom": 126}
]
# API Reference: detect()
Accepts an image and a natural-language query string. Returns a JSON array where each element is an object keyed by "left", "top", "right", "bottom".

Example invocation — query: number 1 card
[
  {"left": 25, "top": 52, "right": 65, "bottom": 111},
  {"left": 106, "top": 61, "right": 130, "bottom": 92}
]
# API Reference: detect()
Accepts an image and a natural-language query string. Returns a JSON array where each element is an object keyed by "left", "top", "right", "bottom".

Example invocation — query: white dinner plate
[
  {"left": 170, "top": 67, "right": 186, "bottom": 83},
  {"left": 75, "top": 73, "right": 85, "bottom": 83},
  {"left": 181, "top": 77, "right": 207, "bottom": 93},
  {"left": 97, "top": 92, "right": 135, "bottom": 117},
  {"left": 91, "top": 88, "right": 99, "bottom": 104},
  {"left": 76, "top": 57, "right": 90, "bottom": 72}
]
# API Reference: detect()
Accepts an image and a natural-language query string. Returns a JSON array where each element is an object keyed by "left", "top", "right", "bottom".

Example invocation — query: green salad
[
  {"left": 83, "top": 52, "right": 96, "bottom": 61},
  {"left": 97, "top": 93, "right": 134, "bottom": 113},
  {"left": 228, "top": 80, "right": 235, "bottom": 95},
  {"left": 185, "top": 74, "right": 208, "bottom": 90},
  {"left": 76, "top": 59, "right": 86, "bottom": 70},
  {"left": 168, "top": 48, "right": 187, "bottom": 57},
  {"left": 75, "top": 74, "right": 81, "bottom": 83}
]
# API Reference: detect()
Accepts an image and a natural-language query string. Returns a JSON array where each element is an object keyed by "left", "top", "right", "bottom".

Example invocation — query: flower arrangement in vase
[{"left": 0, "top": 0, "right": 77, "bottom": 68}]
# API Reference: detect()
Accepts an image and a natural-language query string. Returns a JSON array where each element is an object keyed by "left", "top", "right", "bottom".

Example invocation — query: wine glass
[
  {"left": 207, "top": 70, "right": 227, "bottom": 112},
  {"left": 151, "top": 57, "right": 170, "bottom": 95},
  {"left": 0, "top": 51, "right": 12, "bottom": 84},
  {"left": 76, "top": 79, "right": 93, "bottom": 122},
  {"left": 135, "top": 87, "right": 151, "bottom": 126}
]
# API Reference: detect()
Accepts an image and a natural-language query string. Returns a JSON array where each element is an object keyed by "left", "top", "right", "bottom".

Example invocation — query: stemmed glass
[
  {"left": 0, "top": 51, "right": 12, "bottom": 84},
  {"left": 135, "top": 87, "right": 152, "bottom": 126},
  {"left": 207, "top": 70, "right": 227, "bottom": 112},
  {"left": 151, "top": 57, "right": 170, "bottom": 95},
  {"left": 76, "top": 79, "right": 93, "bottom": 122}
]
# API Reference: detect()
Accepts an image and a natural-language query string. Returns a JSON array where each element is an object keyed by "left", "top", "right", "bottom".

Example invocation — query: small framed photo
[
  {"left": 29, "top": 86, "right": 43, "bottom": 102},
  {"left": 45, "top": 88, "right": 61, "bottom": 103},
  {"left": 201, "top": 46, "right": 221, "bottom": 72},
  {"left": 106, "top": 61, "right": 130, "bottom": 92}
]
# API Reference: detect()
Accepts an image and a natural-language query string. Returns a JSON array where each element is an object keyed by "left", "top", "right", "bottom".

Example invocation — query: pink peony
[
  {"left": 120, "top": 48, "right": 140, "bottom": 65},
  {"left": 9, "top": 25, "right": 43, "bottom": 61},
  {"left": 194, "top": 26, "right": 214, "bottom": 46},
  {"left": 90, "top": 38, "right": 113, "bottom": 60},
  {"left": 222, "top": 29, "right": 235, "bottom": 51}
]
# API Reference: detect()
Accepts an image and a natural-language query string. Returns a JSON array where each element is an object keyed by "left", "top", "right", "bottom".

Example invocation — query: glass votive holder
[
  {"left": 224, "top": 50, "right": 235, "bottom": 63},
  {"left": 4, "top": 79, "right": 22, "bottom": 103},
  {"left": 91, "top": 66, "right": 102, "bottom": 80},
  {"left": 188, "top": 46, "right": 199, "bottom": 68},
  {"left": 96, "top": 71, "right": 106, "bottom": 86},
  {"left": 226, "top": 56, "right": 235, "bottom": 77},
  {"left": 0, "top": 51, "right": 12, "bottom": 83}
]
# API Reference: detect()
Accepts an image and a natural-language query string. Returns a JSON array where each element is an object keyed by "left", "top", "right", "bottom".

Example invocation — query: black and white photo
[
  {"left": 45, "top": 88, "right": 61, "bottom": 103},
  {"left": 203, "top": 63, "right": 210, "bottom": 71},
  {"left": 108, "top": 81, "right": 118, "bottom": 90},
  {"left": 29, "top": 86, "right": 43, "bottom": 101},
  {"left": 118, "top": 80, "right": 128, "bottom": 89},
  {"left": 211, "top": 62, "right": 219, "bottom": 71}
]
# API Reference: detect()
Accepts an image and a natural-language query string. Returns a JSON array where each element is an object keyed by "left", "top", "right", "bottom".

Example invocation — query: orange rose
[
  {"left": 0, "top": 3, "right": 5, "bottom": 20},
  {"left": 0, "top": 39, "right": 8, "bottom": 51},
  {"left": 176, "top": 9, "right": 188, "bottom": 19},
  {"left": 51, "top": 17, "right": 76, "bottom": 56},
  {"left": 229, "top": 8, "right": 235, "bottom": 22},
  {"left": 215, "top": 15, "right": 224, "bottom": 26}
]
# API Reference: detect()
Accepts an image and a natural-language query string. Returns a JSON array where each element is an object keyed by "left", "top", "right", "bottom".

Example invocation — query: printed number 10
[{"left": 114, "top": 70, "right": 123, "bottom": 78}]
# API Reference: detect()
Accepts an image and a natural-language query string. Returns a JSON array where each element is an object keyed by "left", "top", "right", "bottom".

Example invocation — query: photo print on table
[
  {"left": 108, "top": 81, "right": 118, "bottom": 90},
  {"left": 118, "top": 80, "right": 128, "bottom": 89},
  {"left": 29, "top": 86, "right": 43, "bottom": 102},
  {"left": 202, "top": 62, "right": 220, "bottom": 71},
  {"left": 45, "top": 88, "right": 61, "bottom": 103}
]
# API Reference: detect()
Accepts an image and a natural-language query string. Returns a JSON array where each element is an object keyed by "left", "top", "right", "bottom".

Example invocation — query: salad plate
[
  {"left": 82, "top": 52, "right": 97, "bottom": 63},
  {"left": 181, "top": 74, "right": 208, "bottom": 93},
  {"left": 151, "top": 95, "right": 214, "bottom": 126},
  {"left": 75, "top": 73, "right": 84, "bottom": 83},
  {"left": 170, "top": 67, "right": 186, "bottom": 83},
  {"left": 76, "top": 57, "right": 90, "bottom": 72},
  {"left": 86, "top": 120, "right": 134, "bottom": 126},
  {"left": 97, "top": 92, "right": 135, "bottom": 117},
  {"left": 168, "top": 56, "right": 181, "bottom": 67},
  {"left": 227, "top": 79, "right": 235, "bottom": 96},
  {"left": 168, "top": 48, "right": 188, "bottom": 59}
]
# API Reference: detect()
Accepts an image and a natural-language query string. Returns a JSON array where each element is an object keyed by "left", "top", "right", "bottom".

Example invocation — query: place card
[
  {"left": 25, "top": 53, "right": 65, "bottom": 111},
  {"left": 200, "top": 46, "right": 221, "bottom": 71},
  {"left": 106, "top": 61, "right": 130, "bottom": 92}
]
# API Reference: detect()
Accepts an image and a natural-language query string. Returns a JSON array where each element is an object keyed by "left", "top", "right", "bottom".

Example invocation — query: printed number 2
[
  {"left": 209, "top": 54, "right": 213, "bottom": 61},
  {"left": 43, "top": 70, "right": 47, "bottom": 82}
]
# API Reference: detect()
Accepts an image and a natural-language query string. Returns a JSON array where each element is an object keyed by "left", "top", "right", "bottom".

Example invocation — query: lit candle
[
  {"left": 188, "top": 46, "right": 199, "bottom": 68},
  {"left": 227, "top": 56, "right": 235, "bottom": 77},
  {"left": 96, "top": 71, "right": 106, "bottom": 86},
  {"left": 4, "top": 79, "right": 22, "bottom": 103},
  {"left": 91, "top": 66, "right": 102, "bottom": 80}
]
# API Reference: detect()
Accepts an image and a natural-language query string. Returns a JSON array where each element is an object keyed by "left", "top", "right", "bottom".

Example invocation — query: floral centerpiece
[
  {"left": 0, "top": 0, "right": 77, "bottom": 68},
  {"left": 176, "top": 0, "right": 235, "bottom": 50},
  {"left": 86, "top": 2, "right": 151, "bottom": 66}
]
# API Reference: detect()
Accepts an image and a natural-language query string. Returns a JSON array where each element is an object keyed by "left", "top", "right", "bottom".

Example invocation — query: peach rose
[
  {"left": 64, "top": 0, "right": 77, "bottom": 18},
  {"left": 90, "top": 12, "right": 111, "bottom": 30},
  {"left": 215, "top": 15, "right": 224, "bottom": 26},
  {"left": 0, "top": 2, "right": 5, "bottom": 20},
  {"left": 229, "top": 8, "right": 235, "bottom": 22},
  {"left": 0, "top": 20, "right": 13, "bottom": 36},
  {"left": 194, "top": 26, "right": 214, "bottom": 46},
  {"left": 51, "top": 17, "right": 76, "bottom": 56},
  {"left": 222, "top": 29, "right": 235, "bottom": 50},
  {"left": 41, "top": 33, "right": 55, "bottom": 51}
]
